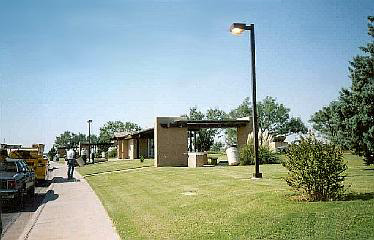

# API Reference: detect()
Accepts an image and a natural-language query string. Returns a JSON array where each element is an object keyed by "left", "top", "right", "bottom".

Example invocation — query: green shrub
[
  {"left": 239, "top": 144, "right": 280, "bottom": 165},
  {"left": 240, "top": 130, "right": 280, "bottom": 165},
  {"left": 108, "top": 148, "right": 117, "bottom": 158},
  {"left": 282, "top": 135, "right": 347, "bottom": 201}
]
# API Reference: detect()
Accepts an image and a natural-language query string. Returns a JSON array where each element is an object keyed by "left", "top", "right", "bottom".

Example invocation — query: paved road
[{"left": 1, "top": 169, "right": 55, "bottom": 240}]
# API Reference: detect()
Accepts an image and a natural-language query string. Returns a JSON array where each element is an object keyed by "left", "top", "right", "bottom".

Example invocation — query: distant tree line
[{"left": 53, "top": 121, "right": 142, "bottom": 152}]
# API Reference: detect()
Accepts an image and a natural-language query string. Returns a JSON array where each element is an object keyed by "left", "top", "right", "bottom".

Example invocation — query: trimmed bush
[
  {"left": 239, "top": 144, "right": 280, "bottom": 165},
  {"left": 282, "top": 135, "right": 347, "bottom": 201}
]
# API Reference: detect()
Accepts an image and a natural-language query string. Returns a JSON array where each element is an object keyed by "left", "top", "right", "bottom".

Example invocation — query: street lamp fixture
[
  {"left": 229, "top": 23, "right": 252, "bottom": 35},
  {"left": 230, "top": 22, "right": 262, "bottom": 179}
]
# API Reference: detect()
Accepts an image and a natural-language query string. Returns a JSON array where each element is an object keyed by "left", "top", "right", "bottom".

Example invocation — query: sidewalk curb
[
  {"left": 17, "top": 167, "right": 57, "bottom": 240},
  {"left": 17, "top": 163, "right": 121, "bottom": 240}
]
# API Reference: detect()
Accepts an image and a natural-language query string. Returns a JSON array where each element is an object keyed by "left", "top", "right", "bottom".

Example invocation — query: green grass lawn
[
  {"left": 207, "top": 152, "right": 228, "bottom": 161},
  {"left": 78, "top": 154, "right": 374, "bottom": 240},
  {"left": 77, "top": 159, "right": 154, "bottom": 177}
]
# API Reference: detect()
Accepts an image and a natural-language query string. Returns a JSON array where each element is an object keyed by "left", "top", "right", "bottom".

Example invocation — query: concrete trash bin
[
  {"left": 226, "top": 146, "right": 239, "bottom": 165},
  {"left": 188, "top": 152, "right": 208, "bottom": 167}
]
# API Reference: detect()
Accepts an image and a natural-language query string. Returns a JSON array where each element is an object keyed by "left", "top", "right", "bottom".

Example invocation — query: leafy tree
[
  {"left": 71, "top": 133, "right": 88, "bottom": 147},
  {"left": 47, "top": 146, "right": 57, "bottom": 160},
  {"left": 184, "top": 107, "right": 204, "bottom": 121},
  {"left": 206, "top": 108, "right": 228, "bottom": 121},
  {"left": 182, "top": 107, "right": 227, "bottom": 151},
  {"left": 206, "top": 108, "right": 228, "bottom": 139},
  {"left": 229, "top": 97, "right": 251, "bottom": 119},
  {"left": 227, "top": 96, "right": 307, "bottom": 144},
  {"left": 99, "top": 121, "right": 141, "bottom": 143},
  {"left": 309, "top": 101, "right": 350, "bottom": 147},
  {"left": 310, "top": 17, "right": 374, "bottom": 165},
  {"left": 55, "top": 131, "right": 74, "bottom": 148},
  {"left": 99, "top": 121, "right": 141, "bottom": 151},
  {"left": 89, "top": 134, "right": 99, "bottom": 144},
  {"left": 310, "top": 101, "right": 339, "bottom": 139},
  {"left": 210, "top": 142, "right": 224, "bottom": 152},
  {"left": 341, "top": 17, "right": 374, "bottom": 165},
  {"left": 54, "top": 131, "right": 89, "bottom": 148},
  {"left": 257, "top": 96, "right": 307, "bottom": 137},
  {"left": 288, "top": 117, "right": 308, "bottom": 135}
]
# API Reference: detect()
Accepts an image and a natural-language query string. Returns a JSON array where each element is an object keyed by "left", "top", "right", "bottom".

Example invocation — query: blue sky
[{"left": 0, "top": 0, "right": 372, "bottom": 150}]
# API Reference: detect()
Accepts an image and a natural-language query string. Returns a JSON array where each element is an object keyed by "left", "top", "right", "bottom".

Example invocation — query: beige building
[
  {"left": 114, "top": 128, "right": 154, "bottom": 160},
  {"left": 154, "top": 117, "right": 252, "bottom": 167},
  {"left": 114, "top": 117, "right": 252, "bottom": 167}
]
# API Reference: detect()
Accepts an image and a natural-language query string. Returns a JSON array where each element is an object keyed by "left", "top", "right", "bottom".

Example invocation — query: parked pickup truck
[{"left": 0, "top": 158, "right": 35, "bottom": 208}]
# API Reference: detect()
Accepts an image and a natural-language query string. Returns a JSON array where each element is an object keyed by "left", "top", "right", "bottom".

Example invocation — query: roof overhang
[
  {"left": 160, "top": 120, "right": 250, "bottom": 131},
  {"left": 113, "top": 128, "right": 154, "bottom": 140}
]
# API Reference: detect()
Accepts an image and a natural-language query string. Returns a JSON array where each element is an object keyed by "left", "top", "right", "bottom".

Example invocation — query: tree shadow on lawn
[
  {"left": 284, "top": 192, "right": 374, "bottom": 202},
  {"left": 342, "top": 192, "right": 374, "bottom": 201}
]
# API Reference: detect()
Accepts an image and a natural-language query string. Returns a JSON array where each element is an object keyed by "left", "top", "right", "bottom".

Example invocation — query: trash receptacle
[{"left": 226, "top": 146, "right": 239, "bottom": 166}]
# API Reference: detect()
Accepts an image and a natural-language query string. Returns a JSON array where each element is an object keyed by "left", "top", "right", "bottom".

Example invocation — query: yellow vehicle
[{"left": 8, "top": 144, "right": 49, "bottom": 182}]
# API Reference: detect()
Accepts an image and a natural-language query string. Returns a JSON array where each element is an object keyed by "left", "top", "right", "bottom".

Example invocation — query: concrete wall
[
  {"left": 139, "top": 138, "right": 148, "bottom": 158},
  {"left": 117, "top": 139, "right": 129, "bottom": 159},
  {"left": 128, "top": 139, "right": 137, "bottom": 160},
  {"left": 155, "top": 117, "right": 188, "bottom": 167},
  {"left": 188, "top": 152, "right": 208, "bottom": 168},
  {"left": 122, "top": 140, "right": 129, "bottom": 159},
  {"left": 237, "top": 117, "right": 253, "bottom": 152},
  {"left": 117, "top": 140, "right": 122, "bottom": 159},
  {"left": 117, "top": 137, "right": 153, "bottom": 159}
]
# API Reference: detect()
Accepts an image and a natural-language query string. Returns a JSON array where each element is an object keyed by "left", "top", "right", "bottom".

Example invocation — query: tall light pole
[
  {"left": 230, "top": 23, "right": 262, "bottom": 178},
  {"left": 87, "top": 119, "right": 92, "bottom": 163}
]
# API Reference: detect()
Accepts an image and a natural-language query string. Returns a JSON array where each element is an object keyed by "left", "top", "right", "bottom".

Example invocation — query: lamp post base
[{"left": 252, "top": 172, "right": 263, "bottom": 179}]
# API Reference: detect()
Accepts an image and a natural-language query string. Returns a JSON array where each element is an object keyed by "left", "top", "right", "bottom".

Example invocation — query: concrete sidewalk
[{"left": 20, "top": 162, "right": 120, "bottom": 240}]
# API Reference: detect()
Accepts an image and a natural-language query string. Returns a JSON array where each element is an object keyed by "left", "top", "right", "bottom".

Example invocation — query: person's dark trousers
[
  {"left": 82, "top": 155, "right": 87, "bottom": 165},
  {"left": 67, "top": 159, "right": 75, "bottom": 179}
]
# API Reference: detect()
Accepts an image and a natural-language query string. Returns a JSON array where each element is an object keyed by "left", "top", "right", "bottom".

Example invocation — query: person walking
[
  {"left": 81, "top": 148, "right": 88, "bottom": 165},
  {"left": 66, "top": 148, "right": 76, "bottom": 179},
  {"left": 91, "top": 151, "right": 95, "bottom": 164}
]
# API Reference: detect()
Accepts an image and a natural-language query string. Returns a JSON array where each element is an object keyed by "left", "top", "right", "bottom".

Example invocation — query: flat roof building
[{"left": 114, "top": 117, "right": 252, "bottom": 167}]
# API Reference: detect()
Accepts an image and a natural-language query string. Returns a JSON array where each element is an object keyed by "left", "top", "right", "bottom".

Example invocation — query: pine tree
[
  {"left": 343, "top": 16, "right": 374, "bottom": 164},
  {"left": 311, "top": 17, "right": 374, "bottom": 164}
]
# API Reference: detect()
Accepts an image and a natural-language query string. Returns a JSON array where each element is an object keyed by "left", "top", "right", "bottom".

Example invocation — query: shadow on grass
[
  {"left": 284, "top": 192, "right": 374, "bottom": 202},
  {"left": 363, "top": 168, "right": 374, "bottom": 171},
  {"left": 342, "top": 192, "right": 374, "bottom": 201},
  {"left": 82, "top": 165, "right": 152, "bottom": 177}
]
